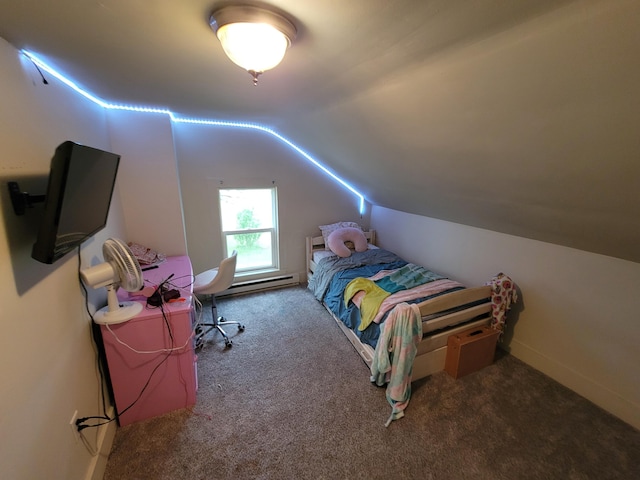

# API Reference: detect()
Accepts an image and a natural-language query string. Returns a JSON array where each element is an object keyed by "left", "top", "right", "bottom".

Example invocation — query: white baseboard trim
[
  {"left": 220, "top": 273, "right": 300, "bottom": 296},
  {"left": 509, "top": 339, "right": 640, "bottom": 430},
  {"left": 85, "top": 407, "right": 117, "bottom": 480}
]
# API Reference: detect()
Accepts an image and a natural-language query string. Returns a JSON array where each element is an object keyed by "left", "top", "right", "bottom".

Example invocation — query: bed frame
[{"left": 306, "top": 230, "right": 493, "bottom": 380}]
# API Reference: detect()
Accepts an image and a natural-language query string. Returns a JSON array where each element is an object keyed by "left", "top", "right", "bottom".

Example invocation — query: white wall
[
  {"left": 0, "top": 40, "right": 125, "bottom": 479},
  {"left": 106, "top": 110, "right": 187, "bottom": 256},
  {"left": 0, "top": 41, "right": 367, "bottom": 480},
  {"left": 371, "top": 206, "right": 640, "bottom": 429},
  {"left": 174, "top": 122, "right": 369, "bottom": 277}
]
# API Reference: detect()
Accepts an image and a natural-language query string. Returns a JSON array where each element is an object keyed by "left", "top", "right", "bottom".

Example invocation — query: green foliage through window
[{"left": 236, "top": 209, "right": 261, "bottom": 248}]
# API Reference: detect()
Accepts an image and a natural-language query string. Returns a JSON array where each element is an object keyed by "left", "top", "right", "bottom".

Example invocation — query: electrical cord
[
  {"left": 103, "top": 310, "right": 195, "bottom": 354},
  {"left": 76, "top": 349, "right": 172, "bottom": 431},
  {"left": 104, "top": 275, "right": 202, "bottom": 354},
  {"left": 27, "top": 54, "right": 49, "bottom": 84},
  {"left": 76, "top": 310, "right": 175, "bottom": 430},
  {"left": 77, "top": 247, "right": 112, "bottom": 423},
  {"left": 75, "top": 249, "right": 198, "bottom": 434}
]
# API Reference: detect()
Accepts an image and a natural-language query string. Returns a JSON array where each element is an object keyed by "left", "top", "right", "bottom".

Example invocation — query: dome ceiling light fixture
[{"left": 209, "top": 4, "right": 297, "bottom": 86}]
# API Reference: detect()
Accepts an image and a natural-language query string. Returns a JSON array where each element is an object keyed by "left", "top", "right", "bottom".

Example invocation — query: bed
[{"left": 306, "top": 228, "right": 494, "bottom": 382}]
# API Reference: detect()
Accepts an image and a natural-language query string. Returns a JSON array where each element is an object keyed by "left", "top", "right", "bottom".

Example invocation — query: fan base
[{"left": 94, "top": 301, "right": 144, "bottom": 325}]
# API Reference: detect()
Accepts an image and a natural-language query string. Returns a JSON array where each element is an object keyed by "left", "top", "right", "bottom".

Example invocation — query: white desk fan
[{"left": 80, "top": 238, "right": 144, "bottom": 324}]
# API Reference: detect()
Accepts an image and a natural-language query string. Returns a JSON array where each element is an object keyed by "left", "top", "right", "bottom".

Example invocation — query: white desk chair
[{"left": 193, "top": 250, "right": 245, "bottom": 348}]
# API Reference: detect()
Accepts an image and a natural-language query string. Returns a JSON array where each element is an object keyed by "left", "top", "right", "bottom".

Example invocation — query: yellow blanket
[{"left": 344, "top": 278, "right": 391, "bottom": 331}]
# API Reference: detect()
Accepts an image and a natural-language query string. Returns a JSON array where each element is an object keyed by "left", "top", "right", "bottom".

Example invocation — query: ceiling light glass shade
[
  {"left": 210, "top": 5, "right": 296, "bottom": 85},
  {"left": 216, "top": 22, "right": 289, "bottom": 73}
]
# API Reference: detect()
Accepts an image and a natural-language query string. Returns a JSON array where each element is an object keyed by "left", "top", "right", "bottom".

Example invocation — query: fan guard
[{"left": 80, "top": 238, "right": 144, "bottom": 325}]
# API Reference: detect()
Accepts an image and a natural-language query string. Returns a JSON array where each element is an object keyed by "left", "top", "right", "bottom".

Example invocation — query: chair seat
[{"left": 193, "top": 267, "right": 220, "bottom": 293}]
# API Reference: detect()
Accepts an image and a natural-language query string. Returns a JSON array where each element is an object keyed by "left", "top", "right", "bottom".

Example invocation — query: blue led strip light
[{"left": 22, "top": 50, "right": 366, "bottom": 214}]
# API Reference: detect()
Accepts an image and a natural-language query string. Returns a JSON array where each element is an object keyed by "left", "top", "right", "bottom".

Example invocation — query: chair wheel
[
  {"left": 224, "top": 340, "right": 233, "bottom": 348},
  {"left": 238, "top": 325, "right": 245, "bottom": 331}
]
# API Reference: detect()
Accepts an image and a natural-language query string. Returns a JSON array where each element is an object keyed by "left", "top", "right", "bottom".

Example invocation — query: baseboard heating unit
[{"left": 220, "top": 273, "right": 300, "bottom": 296}]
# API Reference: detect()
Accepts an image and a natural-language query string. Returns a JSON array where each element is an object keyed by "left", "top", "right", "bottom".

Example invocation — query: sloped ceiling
[{"left": 1, "top": 0, "right": 638, "bottom": 262}]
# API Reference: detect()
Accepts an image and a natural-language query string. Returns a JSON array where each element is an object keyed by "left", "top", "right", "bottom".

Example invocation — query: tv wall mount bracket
[{"left": 7, "top": 181, "right": 45, "bottom": 216}]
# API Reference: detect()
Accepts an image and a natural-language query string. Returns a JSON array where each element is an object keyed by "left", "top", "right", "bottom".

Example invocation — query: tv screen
[{"left": 32, "top": 141, "right": 121, "bottom": 264}]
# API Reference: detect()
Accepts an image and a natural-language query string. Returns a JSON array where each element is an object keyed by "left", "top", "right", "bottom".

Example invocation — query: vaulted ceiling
[{"left": 1, "top": 0, "right": 638, "bottom": 262}]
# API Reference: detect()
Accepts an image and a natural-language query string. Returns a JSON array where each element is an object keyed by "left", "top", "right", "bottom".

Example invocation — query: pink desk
[{"left": 100, "top": 255, "right": 197, "bottom": 426}]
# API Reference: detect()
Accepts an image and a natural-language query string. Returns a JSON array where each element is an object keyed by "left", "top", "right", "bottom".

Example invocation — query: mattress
[
  {"left": 312, "top": 244, "right": 378, "bottom": 263},
  {"left": 312, "top": 249, "right": 336, "bottom": 263},
  {"left": 308, "top": 248, "right": 467, "bottom": 349}
]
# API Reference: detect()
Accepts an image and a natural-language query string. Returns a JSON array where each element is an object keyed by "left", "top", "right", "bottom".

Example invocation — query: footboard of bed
[
  {"left": 413, "top": 316, "right": 490, "bottom": 380},
  {"left": 324, "top": 301, "right": 492, "bottom": 382}
]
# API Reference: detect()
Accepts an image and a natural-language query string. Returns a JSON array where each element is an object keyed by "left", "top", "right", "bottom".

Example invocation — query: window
[{"left": 219, "top": 188, "right": 278, "bottom": 274}]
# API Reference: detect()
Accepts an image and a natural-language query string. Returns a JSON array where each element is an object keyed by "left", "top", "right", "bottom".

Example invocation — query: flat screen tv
[{"left": 31, "top": 141, "right": 121, "bottom": 264}]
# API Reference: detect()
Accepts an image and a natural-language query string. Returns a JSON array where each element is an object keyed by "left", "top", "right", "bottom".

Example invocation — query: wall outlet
[{"left": 69, "top": 410, "right": 80, "bottom": 443}]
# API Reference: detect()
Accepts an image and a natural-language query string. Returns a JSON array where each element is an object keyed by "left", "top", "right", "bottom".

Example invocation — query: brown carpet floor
[{"left": 103, "top": 285, "right": 640, "bottom": 479}]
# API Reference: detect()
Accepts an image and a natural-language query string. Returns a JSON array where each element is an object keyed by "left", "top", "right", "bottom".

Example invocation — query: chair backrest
[{"left": 199, "top": 250, "right": 237, "bottom": 295}]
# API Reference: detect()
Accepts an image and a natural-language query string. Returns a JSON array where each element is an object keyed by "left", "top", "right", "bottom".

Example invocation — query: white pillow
[{"left": 319, "top": 221, "right": 361, "bottom": 246}]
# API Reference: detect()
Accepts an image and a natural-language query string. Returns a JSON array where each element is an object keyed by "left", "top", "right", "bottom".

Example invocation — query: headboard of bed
[{"left": 305, "top": 230, "right": 376, "bottom": 279}]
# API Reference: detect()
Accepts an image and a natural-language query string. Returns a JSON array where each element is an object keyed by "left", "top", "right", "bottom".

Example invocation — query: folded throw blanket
[
  {"left": 370, "top": 302, "right": 422, "bottom": 427},
  {"left": 375, "top": 263, "right": 446, "bottom": 293}
]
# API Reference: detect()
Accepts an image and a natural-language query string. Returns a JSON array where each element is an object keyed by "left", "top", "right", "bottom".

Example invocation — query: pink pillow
[
  {"left": 327, "top": 227, "right": 368, "bottom": 257},
  {"left": 319, "top": 221, "right": 361, "bottom": 246}
]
